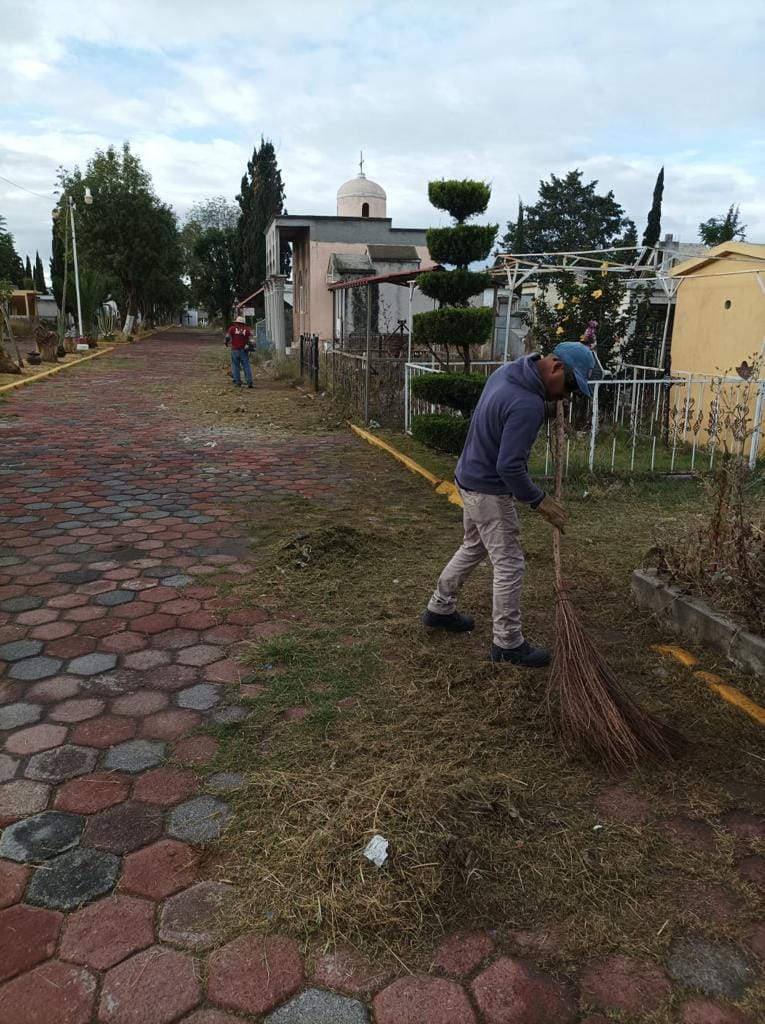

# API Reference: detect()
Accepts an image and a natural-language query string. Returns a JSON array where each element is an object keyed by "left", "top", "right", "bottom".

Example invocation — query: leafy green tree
[
  {"left": 181, "top": 197, "right": 238, "bottom": 307},
  {"left": 698, "top": 204, "right": 747, "bottom": 246},
  {"left": 234, "top": 137, "right": 288, "bottom": 304},
  {"left": 0, "top": 217, "right": 24, "bottom": 286},
  {"left": 55, "top": 144, "right": 185, "bottom": 321},
  {"left": 34, "top": 252, "right": 46, "bottom": 292},
  {"left": 414, "top": 179, "right": 497, "bottom": 372},
  {"left": 193, "top": 227, "right": 236, "bottom": 324}
]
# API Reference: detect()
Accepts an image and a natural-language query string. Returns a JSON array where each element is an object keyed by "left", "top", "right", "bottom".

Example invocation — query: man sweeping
[
  {"left": 225, "top": 315, "right": 255, "bottom": 388},
  {"left": 421, "top": 342, "right": 595, "bottom": 667}
]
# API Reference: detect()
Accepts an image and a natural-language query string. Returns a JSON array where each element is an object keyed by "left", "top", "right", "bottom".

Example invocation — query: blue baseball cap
[{"left": 552, "top": 342, "right": 596, "bottom": 398}]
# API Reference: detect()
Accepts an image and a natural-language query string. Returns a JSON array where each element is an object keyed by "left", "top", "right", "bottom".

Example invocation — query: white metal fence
[{"left": 405, "top": 361, "right": 765, "bottom": 475}]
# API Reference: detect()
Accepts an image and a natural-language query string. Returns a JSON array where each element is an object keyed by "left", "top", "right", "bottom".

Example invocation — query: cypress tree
[
  {"left": 34, "top": 251, "right": 46, "bottom": 292},
  {"left": 641, "top": 167, "right": 664, "bottom": 249},
  {"left": 234, "top": 137, "right": 287, "bottom": 302}
]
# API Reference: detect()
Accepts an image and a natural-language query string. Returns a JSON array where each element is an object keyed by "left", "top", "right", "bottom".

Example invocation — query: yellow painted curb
[
  {"left": 349, "top": 424, "right": 463, "bottom": 508},
  {"left": 652, "top": 644, "right": 764, "bottom": 727},
  {"left": 0, "top": 346, "right": 116, "bottom": 393}
]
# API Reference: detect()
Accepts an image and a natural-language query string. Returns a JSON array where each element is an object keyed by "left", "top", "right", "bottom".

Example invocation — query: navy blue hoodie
[{"left": 455, "top": 356, "right": 546, "bottom": 505}]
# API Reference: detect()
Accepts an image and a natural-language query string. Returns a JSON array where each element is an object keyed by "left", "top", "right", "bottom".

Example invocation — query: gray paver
[
  {"left": 189, "top": 515, "right": 216, "bottom": 524},
  {"left": 9, "top": 656, "right": 64, "bottom": 681},
  {"left": 0, "top": 639, "right": 44, "bottom": 662},
  {"left": 205, "top": 772, "right": 245, "bottom": 793},
  {"left": 0, "top": 779, "right": 49, "bottom": 820},
  {"left": 0, "top": 702, "right": 43, "bottom": 730},
  {"left": 25, "top": 847, "right": 120, "bottom": 910},
  {"left": 94, "top": 589, "right": 135, "bottom": 607},
  {"left": 176, "top": 684, "right": 222, "bottom": 711},
  {"left": 144, "top": 566, "right": 181, "bottom": 579},
  {"left": 67, "top": 652, "right": 119, "bottom": 676},
  {"left": 210, "top": 705, "right": 249, "bottom": 725},
  {"left": 0, "top": 753, "right": 19, "bottom": 781},
  {"left": 167, "top": 795, "right": 232, "bottom": 843},
  {"left": 104, "top": 739, "right": 167, "bottom": 773},
  {"left": 0, "top": 809, "right": 84, "bottom": 862},
  {"left": 25, "top": 744, "right": 98, "bottom": 782},
  {"left": 163, "top": 574, "right": 193, "bottom": 588},
  {"left": 666, "top": 934, "right": 759, "bottom": 998},
  {"left": 56, "top": 569, "right": 101, "bottom": 584},
  {"left": 1, "top": 596, "right": 44, "bottom": 613},
  {"left": 265, "top": 989, "right": 369, "bottom": 1024}
]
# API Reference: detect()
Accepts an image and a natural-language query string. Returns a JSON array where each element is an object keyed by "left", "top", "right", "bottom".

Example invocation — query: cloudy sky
[{"left": 2, "top": 0, "right": 763, "bottom": 271}]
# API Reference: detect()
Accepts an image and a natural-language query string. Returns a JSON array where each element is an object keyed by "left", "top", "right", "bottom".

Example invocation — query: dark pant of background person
[{"left": 231, "top": 348, "right": 252, "bottom": 386}]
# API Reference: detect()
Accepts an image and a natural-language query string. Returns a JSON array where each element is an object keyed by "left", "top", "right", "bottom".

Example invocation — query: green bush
[
  {"left": 417, "top": 269, "right": 492, "bottom": 306},
  {"left": 413, "top": 306, "right": 493, "bottom": 349},
  {"left": 426, "top": 225, "right": 498, "bottom": 268},
  {"left": 427, "top": 180, "right": 491, "bottom": 223},
  {"left": 411, "top": 413, "right": 469, "bottom": 455},
  {"left": 410, "top": 372, "right": 486, "bottom": 416}
]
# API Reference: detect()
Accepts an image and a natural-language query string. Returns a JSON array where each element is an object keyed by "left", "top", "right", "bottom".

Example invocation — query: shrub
[
  {"left": 411, "top": 413, "right": 469, "bottom": 455},
  {"left": 413, "top": 306, "right": 493, "bottom": 352},
  {"left": 410, "top": 372, "right": 486, "bottom": 417},
  {"left": 426, "top": 225, "right": 498, "bottom": 268},
  {"left": 428, "top": 180, "right": 491, "bottom": 223},
  {"left": 418, "top": 269, "right": 492, "bottom": 306}
]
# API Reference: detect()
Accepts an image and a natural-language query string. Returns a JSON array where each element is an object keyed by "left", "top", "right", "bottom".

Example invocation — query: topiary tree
[{"left": 414, "top": 179, "right": 497, "bottom": 372}]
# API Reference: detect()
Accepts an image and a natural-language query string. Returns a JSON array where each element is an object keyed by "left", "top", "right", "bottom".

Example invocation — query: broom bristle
[{"left": 549, "top": 582, "right": 685, "bottom": 768}]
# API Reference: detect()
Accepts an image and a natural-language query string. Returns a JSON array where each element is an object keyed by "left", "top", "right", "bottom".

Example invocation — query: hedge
[
  {"left": 411, "top": 413, "right": 469, "bottom": 455},
  {"left": 412, "top": 306, "right": 494, "bottom": 349},
  {"left": 417, "top": 269, "right": 492, "bottom": 306},
  {"left": 410, "top": 372, "right": 486, "bottom": 416},
  {"left": 426, "top": 224, "right": 498, "bottom": 267}
]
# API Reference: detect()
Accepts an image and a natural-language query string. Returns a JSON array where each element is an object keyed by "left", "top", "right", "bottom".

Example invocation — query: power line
[{"left": 0, "top": 173, "right": 56, "bottom": 202}]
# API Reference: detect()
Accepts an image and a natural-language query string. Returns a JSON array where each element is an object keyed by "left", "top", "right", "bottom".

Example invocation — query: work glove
[{"left": 536, "top": 495, "right": 566, "bottom": 533}]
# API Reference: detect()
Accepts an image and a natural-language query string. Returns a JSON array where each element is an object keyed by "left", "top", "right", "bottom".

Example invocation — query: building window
[
  {"left": 724, "top": 299, "right": 732, "bottom": 309},
  {"left": 361, "top": 202, "right": 369, "bottom": 218}
]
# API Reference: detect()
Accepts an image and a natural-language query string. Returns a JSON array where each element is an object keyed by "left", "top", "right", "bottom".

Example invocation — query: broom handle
[{"left": 553, "top": 400, "right": 565, "bottom": 588}]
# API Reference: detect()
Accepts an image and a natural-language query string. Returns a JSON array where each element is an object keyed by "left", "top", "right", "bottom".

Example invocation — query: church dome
[{"left": 337, "top": 172, "right": 387, "bottom": 218}]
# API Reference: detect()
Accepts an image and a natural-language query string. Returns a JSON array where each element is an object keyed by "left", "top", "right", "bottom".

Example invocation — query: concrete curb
[
  {"left": 348, "top": 424, "right": 463, "bottom": 508},
  {"left": 633, "top": 568, "right": 765, "bottom": 679}
]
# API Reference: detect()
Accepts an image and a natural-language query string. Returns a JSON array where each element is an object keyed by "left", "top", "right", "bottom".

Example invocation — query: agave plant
[{"left": 77, "top": 269, "right": 111, "bottom": 340}]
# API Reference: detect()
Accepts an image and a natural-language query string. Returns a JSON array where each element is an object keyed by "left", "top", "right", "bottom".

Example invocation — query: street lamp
[{"left": 54, "top": 187, "right": 93, "bottom": 349}]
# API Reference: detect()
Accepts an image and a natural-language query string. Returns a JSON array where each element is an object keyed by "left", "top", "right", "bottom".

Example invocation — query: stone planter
[{"left": 631, "top": 568, "right": 765, "bottom": 679}]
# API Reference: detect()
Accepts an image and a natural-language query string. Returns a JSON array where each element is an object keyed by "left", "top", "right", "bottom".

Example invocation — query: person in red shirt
[{"left": 225, "top": 315, "right": 255, "bottom": 388}]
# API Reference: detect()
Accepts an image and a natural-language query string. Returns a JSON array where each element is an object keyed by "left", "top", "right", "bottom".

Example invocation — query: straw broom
[{"left": 547, "top": 401, "right": 684, "bottom": 767}]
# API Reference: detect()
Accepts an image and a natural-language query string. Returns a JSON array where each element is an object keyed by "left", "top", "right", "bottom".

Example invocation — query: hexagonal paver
[
  {"left": 0, "top": 596, "right": 43, "bottom": 613},
  {"left": 68, "top": 652, "right": 118, "bottom": 676},
  {"left": 666, "top": 935, "right": 759, "bottom": 999},
  {"left": 0, "top": 959, "right": 97, "bottom": 1024},
  {"left": 140, "top": 709, "right": 201, "bottom": 740},
  {"left": 98, "top": 946, "right": 201, "bottom": 1024},
  {"left": 0, "top": 753, "right": 19, "bottom": 782},
  {"left": 104, "top": 739, "right": 167, "bottom": 774},
  {"left": 95, "top": 590, "right": 135, "bottom": 607},
  {"left": 60, "top": 894, "right": 155, "bottom": 970},
  {"left": 0, "top": 903, "right": 62, "bottom": 982},
  {"left": 174, "top": 735, "right": 218, "bottom": 763},
  {"left": 25, "top": 744, "right": 98, "bottom": 782},
  {"left": 0, "top": 779, "right": 50, "bottom": 824},
  {"left": 8, "top": 655, "right": 64, "bottom": 681},
  {"left": 49, "top": 698, "right": 106, "bottom": 723},
  {"left": 0, "top": 810, "right": 84, "bottom": 862},
  {"left": 25, "top": 847, "right": 121, "bottom": 910},
  {"left": 374, "top": 976, "right": 476, "bottom": 1024},
  {"left": 205, "top": 772, "right": 245, "bottom": 794},
  {"left": 207, "top": 934, "right": 304, "bottom": 1016},
  {"left": 0, "top": 860, "right": 31, "bottom": 908},
  {"left": 312, "top": 948, "right": 393, "bottom": 999},
  {"left": 211, "top": 705, "right": 248, "bottom": 725},
  {"left": 132, "top": 766, "right": 199, "bottom": 807},
  {"left": 130, "top": 613, "right": 177, "bottom": 634},
  {"left": 167, "top": 795, "right": 232, "bottom": 843},
  {"left": 72, "top": 715, "right": 137, "bottom": 748},
  {"left": 84, "top": 801, "right": 164, "bottom": 854},
  {"left": 0, "top": 639, "right": 43, "bottom": 662},
  {"left": 0, "top": 702, "right": 42, "bottom": 731},
  {"left": 123, "top": 649, "right": 171, "bottom": 671},
  {"left": 264, "top": 988, "right": 369, "bottom": 1024},
  {"left": 677, "top": 998, "right": 754, "bottom": 1023},
  {"left": 177, "top": 683, "right": 222, "bottom": 710},
  {"left": 151, "top": 628, "right": 199, "bottom": 651},
  {"left": 121, "top": 839, "right": 198, "bottom": 899},
  {"left": 582, "top": 954, "right": 673, "bottom": 1014},
  {"left": 112, "top": 690, "right": 168, "bottom": 716},
  {"left": 159, "top": 881, "right": 235, "bottom": 950},
  {"left": 433, "top": 931, "right": 495, "bottom": 976},
  {"left": 471, "top": 957, "right": 575, "bottom": 1024},
  {"left": 182, "top": 1013, "right": 249, "bottom": 1024},
  {"left": 5, "top": 723, "right": 68, "bottom": 755},
  {"left": 55, "top": 772, "right": 132, "bottom": 813}
]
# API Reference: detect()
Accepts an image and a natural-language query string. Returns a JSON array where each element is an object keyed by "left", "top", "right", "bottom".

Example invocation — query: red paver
[
  {"left": 84, "top": 801, "right": 164, "bottom": 854},
  {"left": 30, "top": 621, "right": 77, "bottom": 640},
  {"left": 737, "top": 856, "right": 765, "bottom": 891},
  {"left": 46, "top": 635, "right": 97, "bottom": 659},
  {"left": 130, "top": 613, "right": 177, "bottom": 634},
  {"left": 205, "top": 659, "right": 243, "bottom": 683},
  {"left": 432, "top": 930, "right": 495, "bottom": 976},
  {"left": 178, "top": 610, "right": 219, "bottom": 630},
  {"left": 112, "top": 690, "right": 168, "bottom": 716},
  {"left": 100, "top": 632, "right": 147, "bottom": 654},
  {"left": 99, "top": 946, "right": 201, "bottom": 1024},
  {"left": 54, "top": 771, "right": 132, "bottom": 813},
  {"left": 581, "top": 954, "right": 671, "bottom": 1014},
  {"left": 60, "top": 894, "right": 155, "bottom": 970},
  {"left": 226, "top": 608, "right": 268, "bottom": 625},
  {"left": 123, "top": 649, "right": 171, "bottom": 671},
  {"left": 72, "top": 715, "right": 136, "bottom": 748},
  {"left": 0, "top": 904, "right": 63, "bottom": 982},
  {"left": 0, "top": 960, "right": 96, "bottom": 1024},
  {"left": 132, "top": 766, "right": 199, "bottom": 806},
  {"left": 207, "top": 934, "right": 304, "bottom": 1016},
  {"left": 49, "top": 697, "right": 105, "bottom": 723},
  {"left": 27, "top": 675, "right": 81, "bottom": 702},
  {"left": 0, "top": 861, "right": 30, "bottom": 908},
  {"left": 471, "top": 958, "right": 575, "bottom": 1024},
  {"left": 178, "top": 644, "right": 222, "bottom": 667},
  {"left": 678, "top": 1000, "right": 753, "bottom": 1023},
  {"left": 139, "top": 708, "right": 201, "bottom": 740},
  {"left": 594, "top": 785, "right": 650, "bottom": 825},
  {"left": 312, "top": 946, "right": 393, "bottom": 997},
  {"left": 182, "top": 1012, "right": 249, "bottom": 1024},
  {"left": 374, "top": 976, "right": 476, "bottom": 1024},
  {"left": 174, "top": 735, "right": 218, "bottom": 764},
  {"left": 721, "top": 811, "right": 765, "bottom": 839},
  {"left": 747, "top": 921, "right": 765, "bottom": 959},
  {"left": 4, "top": 723, "right": 68, "bottom": 755},
  {"left": 121, "top": 839, "right": 198, "bottom": 899}
]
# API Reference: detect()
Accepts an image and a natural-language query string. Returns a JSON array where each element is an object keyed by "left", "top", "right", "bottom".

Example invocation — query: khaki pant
[{"left": 427, "top": 487, "right": 525, "bottom": 649}]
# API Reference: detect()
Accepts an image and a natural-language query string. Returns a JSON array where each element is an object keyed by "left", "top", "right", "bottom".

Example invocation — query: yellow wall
[{"left": 671, "top": 256, "right": 765, "bottom": 376}]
